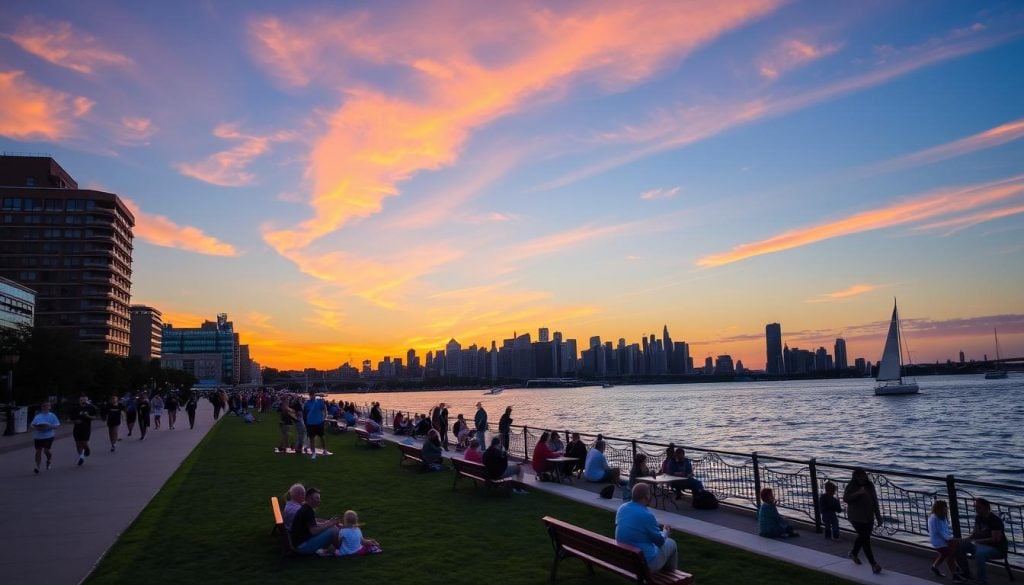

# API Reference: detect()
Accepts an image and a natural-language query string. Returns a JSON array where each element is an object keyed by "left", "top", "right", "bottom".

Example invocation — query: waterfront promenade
[{"left": 0, "top": 402, "right": 217, "bottom": 585}]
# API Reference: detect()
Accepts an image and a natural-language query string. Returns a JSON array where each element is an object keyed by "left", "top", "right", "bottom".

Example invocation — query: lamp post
[{"left": 3, "top": 354, "right": 19, "bottom": 436}]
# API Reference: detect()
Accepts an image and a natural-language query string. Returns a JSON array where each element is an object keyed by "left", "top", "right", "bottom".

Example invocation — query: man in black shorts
[
  {"left": 72, "top": 395, "right": 98, "bottom": 466},
  {"left": 105, "top": 395, "right": 123, "bottom": 451}
]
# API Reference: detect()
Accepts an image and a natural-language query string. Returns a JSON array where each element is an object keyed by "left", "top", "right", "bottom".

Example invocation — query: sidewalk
[
  {"left": 0, "top": 402, "right": 218, "bottom": 585},
  {"left": 385, "top": 433, "right": 1018, "bottom": 585}
]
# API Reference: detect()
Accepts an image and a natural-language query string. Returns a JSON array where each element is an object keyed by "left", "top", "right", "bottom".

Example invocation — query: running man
[
  {"left": 106, "top": 395, "right": 124, "bottom": 451},
  {"left": 30, "top": 401, "right": 61, "bottom": 474},
  {"left": 303, "top": 390, "right": 328, "bottom": 459},
  {"left": 71, "top": 395, "right": 98, "bottom": 466},
  {"left": 165, "top": 392, "right": 179, "bottom": 430}
]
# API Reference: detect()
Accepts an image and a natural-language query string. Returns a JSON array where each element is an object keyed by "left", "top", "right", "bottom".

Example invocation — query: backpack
[
  {"left": 599, "top": 485, "right": 616, "bottom": 499},
  {"left": 692, "top": 491, "right": 719, "bottom": 510}
]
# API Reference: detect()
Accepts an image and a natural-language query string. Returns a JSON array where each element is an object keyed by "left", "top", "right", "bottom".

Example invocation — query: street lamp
[{"left": 3, "top": 354, "right": 19, "bottom": 436}]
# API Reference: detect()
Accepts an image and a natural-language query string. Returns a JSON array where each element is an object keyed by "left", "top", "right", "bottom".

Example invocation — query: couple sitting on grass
[{"left": 284, "top": 483, "right": 382, "bottom": 557}]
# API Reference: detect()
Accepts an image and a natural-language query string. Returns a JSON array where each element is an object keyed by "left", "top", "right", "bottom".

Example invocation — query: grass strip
[{"left": 85, "top": 417, "right": 854, "bottom": 584}]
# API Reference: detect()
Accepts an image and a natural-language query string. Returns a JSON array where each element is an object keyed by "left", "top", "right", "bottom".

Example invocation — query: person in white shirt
[
  {"left": 30, "top": 401, "right": 61, "bottom": 474},
  {"left": 928, "top": 500, "right": 964, "bottom": 581},
  {"left": 336, "top": 510, "right": 381, "bottom": 556}
]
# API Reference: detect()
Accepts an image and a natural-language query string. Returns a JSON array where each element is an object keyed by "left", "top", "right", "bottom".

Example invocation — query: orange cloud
[
  {"left": 0, "top": 70, "right": 91, "bottom": 140},
  {"left": 6, "top": 19, "right": 133, "bottom": 74},
  {"left": 759, "top": 38, "right": 841, "bottom": 79},
  {"left": 177, "top": 123, "right": 294, "bottom": 187},
  {"left": 865, "top": 118, "right": 1024, "bottom": 174},
  {"left": 806, "top": 283, "right": 882, "bottom": 303},
  {"left": 914, "top": 203, "right": 1024, "bottom": 235},
  {"left": 697, "top": 175, "right": 1024, "bottom": 267},
  {"left": 503, "top": 213, "right": 683, "bottom": 265},
  {"left": 257, "top": 1, "right": 782, "bottom": 257},
  {"left": 123, "top": 198, "right": 239, "bottom": 256}
]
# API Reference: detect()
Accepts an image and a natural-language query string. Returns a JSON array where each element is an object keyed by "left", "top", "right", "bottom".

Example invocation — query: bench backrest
[
  {"left": 398, "top": 443, "right": 422, "bottom": 455},
  {"left": 272, "top": 496, "right": 284, "bottom": 526},
  {"left": 453, "top": 457, "right": 488, "bottom": 478},
  {"left": 542, "top": 516, "right": 650, "bottom": 582}
]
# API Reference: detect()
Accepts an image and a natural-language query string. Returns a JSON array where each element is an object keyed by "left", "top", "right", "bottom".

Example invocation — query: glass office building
[{"left": 0, "top": 276, "right": 35, "bottom": 331}]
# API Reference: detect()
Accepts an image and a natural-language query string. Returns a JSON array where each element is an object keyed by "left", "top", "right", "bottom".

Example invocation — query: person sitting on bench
[
  {"left": 616, "top": 483, "right": 678, "bottom": 573},
  {"left": 463, "top": 438, "right": 483, "bottom": 463},
  {"left": 483, "top": 436, "right": 524, "bottom": 483},
  {"left": 664, "top": 447, "right": 704, "bottom": 499},
  {"left": 421, "top": 429, "right": 444, "bottom": 471},
  {"left": 956, "top": 497, "right": 1006, "bottom": 585},
  {"left": 583, "top": 439, "right": 621, "bottom": 483},
  {"left": 290, "top": 487, "right": 341, "bottom": 555}
]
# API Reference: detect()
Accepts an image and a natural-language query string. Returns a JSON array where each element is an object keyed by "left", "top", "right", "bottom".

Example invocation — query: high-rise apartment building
[
  {"left": 129, "top": 305, "right": 162, "bottom": 361},
  {"left": 0, "top": 156, "right": 134, "bottom": 356},
  {"left": 765, "top": 323, "right": 783, "bottom": 374},
  {"left": 538, "top": 327, "right": 550, "bottom": 343}
]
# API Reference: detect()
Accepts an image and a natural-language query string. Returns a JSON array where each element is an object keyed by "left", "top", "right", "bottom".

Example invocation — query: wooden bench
[
  {"left": 397, "top": 442, "right": 424, "bottom": 467},
  {"left": 452, "top": 457, "right": 515, "bottom": 496},
  {"left": 542, "top": 516, "right": 694, "bottom": 585},
  {"left": 354, "top": 427, "right": 383, "bottom": 448},
  {"left": 270, "top": 496, "right": 298, "bottom": 558}
]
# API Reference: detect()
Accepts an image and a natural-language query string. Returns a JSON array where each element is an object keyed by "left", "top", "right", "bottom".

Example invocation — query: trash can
[{"left": 13, "top": 406, "right": 27, "bottom": 434}]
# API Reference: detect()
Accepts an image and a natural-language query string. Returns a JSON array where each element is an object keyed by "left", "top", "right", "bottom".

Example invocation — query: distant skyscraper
[
  {"left": 589, "top": 335, "right": 601, "bottom": 349},
  {"left": 538, "top": 327, "right": 550, "bottom": 343},
  {"left": 662, "top": 325, "right": 673, "bottom": 372},
  {"left": 714, "top": 355, "right": 735, "bottom": 374},
  {"left": 834, "top": 338, "right": 848, "bottom": 370},
  {"left": 765, "top": 323, "right": 783, "bottom": 374},
  {"left": 445, "top": 338, "right": 462, "bottom": 376},
  {"left": 129, "top": 305, "right": 162, "bottom": 361}
]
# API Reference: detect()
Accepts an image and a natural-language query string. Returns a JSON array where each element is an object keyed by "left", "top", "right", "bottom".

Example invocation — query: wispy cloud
[
  {"left": 697, "top": 175, "right": 1024, "bottom": 267},
  {"left": 177, "top": 123, "right": 295, "bottom": 186},
  {"left": 0, "top": 70, "right": 91, "bottom": 141},
  {"left": 116, "top": 116, "right": 157, "bottom": 145},
  {"left": 6, "top": 18, "right": 133, "bottom": 74},
  {"left": 805, "top": 283, "right": 882, "bottom": 303},
  {"left": 914, "top": 203, "right": 1024, "bottom": 235},
  {"left": 759, "top": 38, "right": 841, "bottom": 79},
  {"left": 123, "top": 198, "right": 239, "bottom": 256},
  {"left": 864, "top": 118, "right": 1024, "bottom": 175},
  {"left": 640, "top": 186, "right": 681, "bottom": 200},
  {"left": 537, "top": 20, "right": 1020, "bottom": 191},
  {"left": 502, "top": 213, "right": 682, "bottom": 265}
]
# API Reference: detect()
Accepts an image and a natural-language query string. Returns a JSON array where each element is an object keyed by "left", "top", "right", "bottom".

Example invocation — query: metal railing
[{"left": 371, "top": 404, "right": 1023, "bottom": 568}]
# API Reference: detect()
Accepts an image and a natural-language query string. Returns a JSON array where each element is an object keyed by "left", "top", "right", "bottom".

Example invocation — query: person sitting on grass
[
  {"left": 336, "top": 510, "right": 382, "bottom": 556},
  {"left": 463, "top": 438, "right": 483, "bottom": 463},
  {"left": 283, "top": 483, "right": 306, "bottom": 530},
  {"left": 290, "top": 487, "right": 341, "bottom": 556},
  {"left": 583, "top": 439, "right": 621, "bottom": 484},
  {"left": 758, "top": 488, "right": 799, "bottom": 538},
  {"left": 483, "top": 436, "right": 525, "bottom": 491},
  {"left": 421, "top": 429, "right": 445, "bottom": 471},
  {"left": 664, "top": 447, "right": 704, "bottom": 500}
]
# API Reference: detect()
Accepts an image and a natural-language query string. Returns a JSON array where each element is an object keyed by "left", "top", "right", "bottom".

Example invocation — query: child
[
  {"left": 819, "top": 481, "right": 842, "bottom": 540},
  {"left": 336, "top": 510, "right": 382, "bottom": 556},
  {"left": 928, "top": 500, "right": 964, "bottom": 581},
  {"left": 758, "top": 488, "right": 799, "bottom": 538}
]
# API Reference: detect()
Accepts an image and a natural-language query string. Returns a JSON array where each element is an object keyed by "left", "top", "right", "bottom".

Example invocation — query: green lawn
[{"left": 85, "top": 418, "right": 854, "bottom": 584}]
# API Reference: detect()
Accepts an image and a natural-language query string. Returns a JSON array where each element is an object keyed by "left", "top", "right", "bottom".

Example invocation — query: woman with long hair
[
  {"left": 844, "top": 468, "right": 884, "bottom": 574},
  {"left": 928, "top": 500, "right": 962, "bottom": 579}
]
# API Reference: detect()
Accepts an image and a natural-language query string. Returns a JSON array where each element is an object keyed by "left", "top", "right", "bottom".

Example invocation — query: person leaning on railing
[{"left": 955, "top": 497, "right": 1007, "bottom": 585}]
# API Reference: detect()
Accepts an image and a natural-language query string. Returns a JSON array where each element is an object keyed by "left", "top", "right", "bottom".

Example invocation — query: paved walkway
[
  {"left": 384, "top": 433, "right": 1019, "bottom": 585},
  {"left": 0, "top": 402, "right": 218, "bottom": 585}
]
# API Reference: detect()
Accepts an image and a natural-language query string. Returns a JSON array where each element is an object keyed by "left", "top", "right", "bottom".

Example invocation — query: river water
[{"left": 331, "top": 374, "right": 1024, "bottom": 487}]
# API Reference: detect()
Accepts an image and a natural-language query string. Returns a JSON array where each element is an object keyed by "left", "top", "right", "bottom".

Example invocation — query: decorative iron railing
[{"left": 370, "top": 404, "right": 1023, "bottom": 568}]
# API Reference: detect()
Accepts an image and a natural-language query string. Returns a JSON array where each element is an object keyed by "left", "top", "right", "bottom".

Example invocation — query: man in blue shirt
[
  {"left": 303, "top": 391, "right": 328, "bottom": 459},
  {"left": 584, "top": 440, "right": 621, "bottom": 483},
  {"left": 30, "top": 401, "right": 61, "bottom": 474},
  {"left": 615, "top": 483, "right": 678, "bottom": 573}
]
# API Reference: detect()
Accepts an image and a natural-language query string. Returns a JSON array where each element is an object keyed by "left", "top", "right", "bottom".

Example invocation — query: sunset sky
[{"left": 2, "top": 1, "right": 1022, "bottom": 370}]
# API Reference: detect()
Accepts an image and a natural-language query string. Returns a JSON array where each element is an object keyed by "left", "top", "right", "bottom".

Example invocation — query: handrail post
[
  {"left": 752, "top": 451, "right": 762, "bottom": 507},
  {"left": 523, "top": 426, "right": 530, "bottom": 461},
  {"left": 631, "top": 439, "right": 637, "bottom": 465},
  {"left": 809, "top": 458, "right": 822, "bottom": 533},
  {"left": 946, "top": 474, "right": 962, "bottom": 539}
]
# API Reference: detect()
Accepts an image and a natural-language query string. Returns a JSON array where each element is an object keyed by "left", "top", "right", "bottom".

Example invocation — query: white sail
[{"left": 877, "top": 303, "right": 902, "bottom": 382}]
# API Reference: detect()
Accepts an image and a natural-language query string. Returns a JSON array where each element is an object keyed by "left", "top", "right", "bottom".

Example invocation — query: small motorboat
[{"left": 483, "top": 387, "right": 504, "bottom": 395}]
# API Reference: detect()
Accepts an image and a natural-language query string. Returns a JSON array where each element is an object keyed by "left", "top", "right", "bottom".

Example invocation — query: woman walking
[
  {"left": 151, "top": 393, "right": 164, "bottom": 430},
  {"left": 844, "top": 468, "right": 884, "bottom": 574},
  {"left": 165, "top": 392, "right": 179, "bottom": 430},
  {"left": 184, "top": 393, "right": 198, "bottom": 429}
]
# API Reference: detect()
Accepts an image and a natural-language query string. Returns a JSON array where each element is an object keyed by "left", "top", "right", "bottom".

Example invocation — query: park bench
[
  {"left": 541, "top": 516, "right": 694, "bottom": 585},
  {"left": 270, "top": 497, "right": 298, "bottom": 558},
  {"left": 354, "top": 427, "right": 383, "bottom": 448},
  {"left": 397, "top": 442, "right": 424, "bottom": 467},
  {"left": 451, "top": 457, "right": 515, "bottom": 496}
]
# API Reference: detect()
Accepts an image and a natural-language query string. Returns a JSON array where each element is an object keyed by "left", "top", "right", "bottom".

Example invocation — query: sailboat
[
  {"left": 874, "top": 300, "right": 919, "bottom": 396},
  {"left": 984, "top": 328, "right": 1008, "bottom": 380}
]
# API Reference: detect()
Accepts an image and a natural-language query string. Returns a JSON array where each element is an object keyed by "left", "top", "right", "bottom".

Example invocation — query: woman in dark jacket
[
  {"left": 498, "top": 406, "right": 513, "bottom": 450},
  {"left": 844, "top": 468, "right": 884, "bottom": 574}
]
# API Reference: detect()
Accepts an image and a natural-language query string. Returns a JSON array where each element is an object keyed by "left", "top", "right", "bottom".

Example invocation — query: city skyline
[{"left": 1, "top": 1, "right": 1023, "bottom": 370}]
